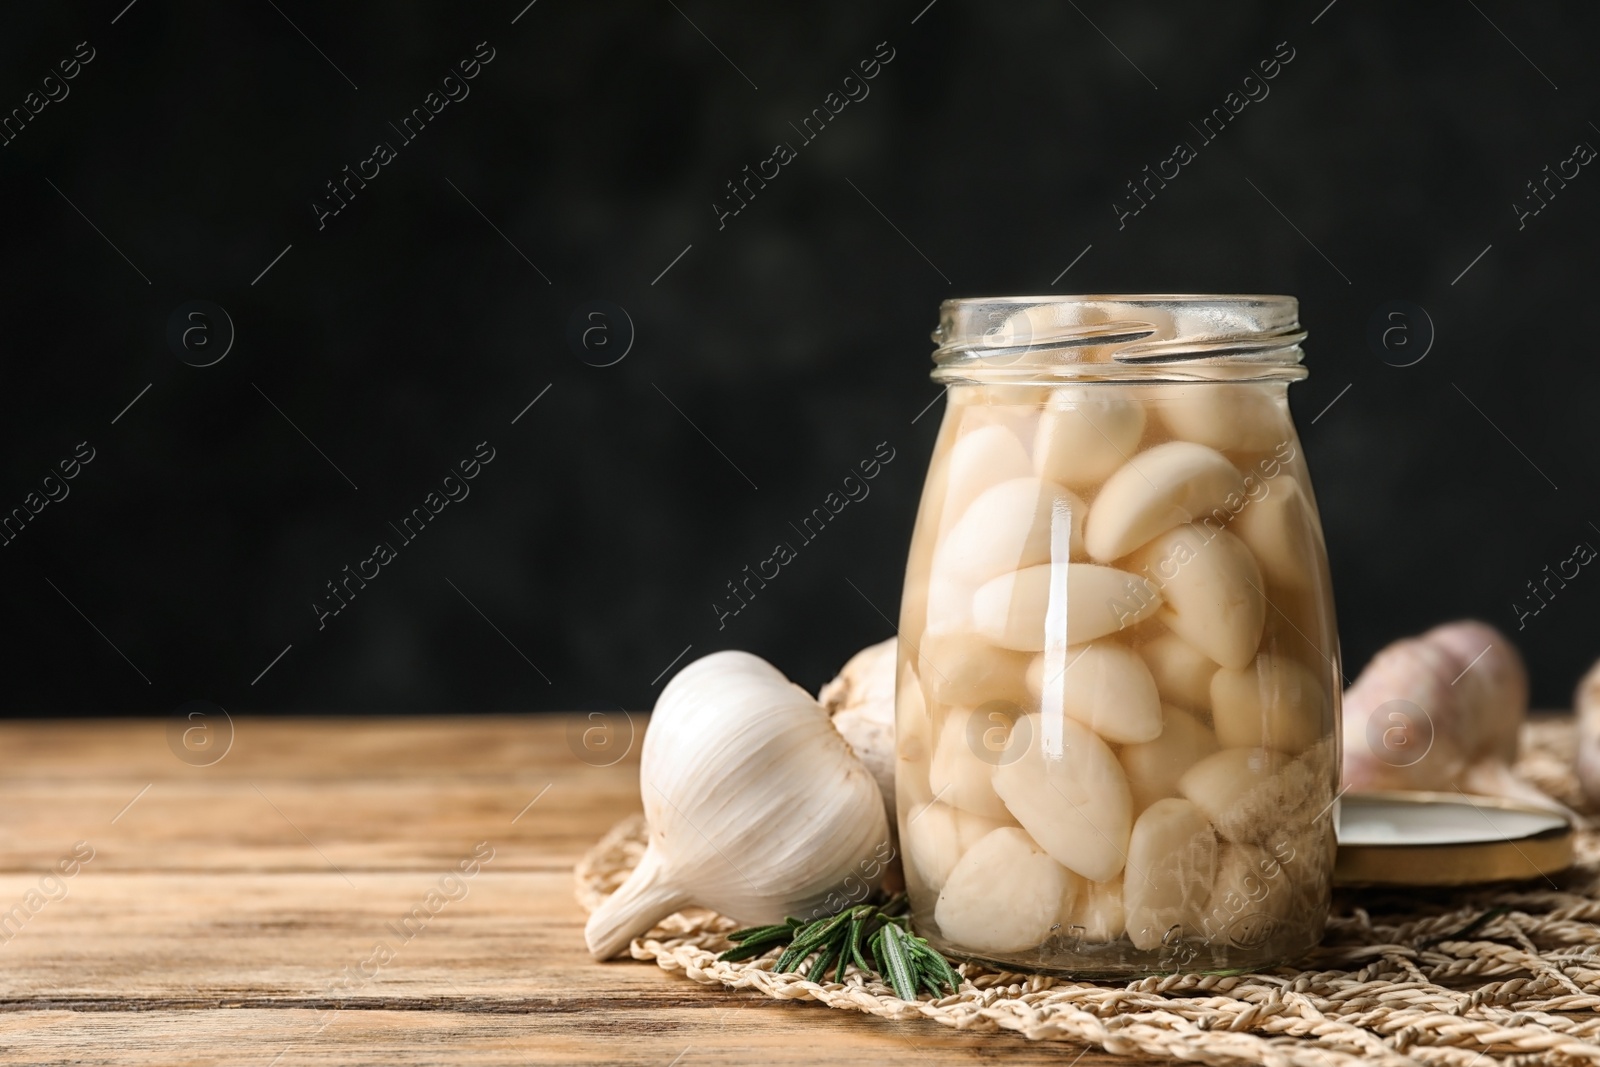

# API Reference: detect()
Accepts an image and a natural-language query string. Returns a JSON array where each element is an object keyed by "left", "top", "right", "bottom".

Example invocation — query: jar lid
[
  {"left": 930, "top": 293, "right": 1308, "bottom": 383},
  {"left": 1334, "top": 791, "right": 1574, "bottom": 887}
]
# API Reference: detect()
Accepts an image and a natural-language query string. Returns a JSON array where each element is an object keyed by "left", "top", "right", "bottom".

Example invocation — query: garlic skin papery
[
  {"left": 585, "top": 651, "right": 891, "bottom": 960},
  {"left": 819, "top": 637, "right": 897, "bottom": 823},
  {"left": 1340, "top": 620, "right": 1566, "bottom": 812}
]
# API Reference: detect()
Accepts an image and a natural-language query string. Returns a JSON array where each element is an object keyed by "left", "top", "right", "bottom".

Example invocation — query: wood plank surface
[{"left": 0, "top": 717, "right": 1132, "bottom": 1065}]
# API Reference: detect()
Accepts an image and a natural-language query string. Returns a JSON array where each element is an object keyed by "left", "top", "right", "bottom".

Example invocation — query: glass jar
[{"left": 895, "top": 295, "right": 1340, "bottom": 976}]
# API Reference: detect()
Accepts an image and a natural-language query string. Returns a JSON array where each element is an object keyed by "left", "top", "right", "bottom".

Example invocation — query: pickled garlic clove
[
  {"left": 929, "top": 705, "right": 1015, "bottom": 819},
  {"left": 902, "top": 799, "right": 1016, "bottom": 894},
  {"left": 1139, "top": 631, "right": 1219, "bottom": 711},
  {"left": 1083, "top": 441, "right": 1246, "bottom": 562},
  {"left": 934, "top": 826, "right": 1068, "bottom": 954},
  {"left": 1122, "top": 798, "right": 1218, "bottom": 950},
  {"left": 1178, "top": 745, "right": 1326, "bottom": 844},
  {"left": 1178, "top": 747, "right": 1281, "bottom": 843},
  {"left": 1230, "top": 475, "right": 1314, "bottom": 589},
  {"left": 925, "top": 576, "right": 977, "bottom": 634},
  {"left": 1133, "top": 525, "right": 1265, "bottom": 670},
  {"left": 972, "top": 563, "right": 1160, "bottom": 652},
  {"left": 917, "top": 631, "right": 1034, "bottom": 708},
  {"left": 992, "top": 714, "right": 1132, "bottom": 882},
  {"left": 1202, "top": 841, "right": 1300, "bottom": 945},
  {"left": 1210, "top": 653, "right": 1327, "bottom": 755},
  {"left": 1119, "top": 704, "right": 1221, "bottom": 812},
  {"left": 1061, "top": 873, "right": 1125, "bottom": 943},
  {"left": 940, "top": 424, "right": 1032, "bottom": 531},
  {"left": 1156, "top": 384, "right": 1287, "bottom": 453},
  {"left": 1038, "top": 640, "right": 1163, "bottom": 744},
  {"left": 897, "top": 662, "right": 931, "bottom": 760},
  {"left": 1033, "top": 391, "right": 1147, "bottom": 489},
  {"left": 933, "top": 477, "right": 1087, "bottom": 586}
]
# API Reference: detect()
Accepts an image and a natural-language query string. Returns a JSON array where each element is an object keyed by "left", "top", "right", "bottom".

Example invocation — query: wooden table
[{"left": 0, "top": 715, "right": 1131, "bottom": 1065}]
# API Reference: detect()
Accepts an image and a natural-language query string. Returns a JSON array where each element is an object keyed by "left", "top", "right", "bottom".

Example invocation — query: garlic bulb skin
[
  {"left": 1581, "top": 659, "right": 1600, "bottom": 806},
  {"left": 819, "top": 636, "right": 898, "bottom": 823},
  {"left": 585, "top": 651, "right": 891, "bottom": 960},
  {"left": 1340, "top": 621, "right": 1566, "bottom": 812}
]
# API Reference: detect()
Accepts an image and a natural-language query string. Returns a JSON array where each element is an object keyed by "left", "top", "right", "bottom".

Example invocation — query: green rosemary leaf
[
  {"left": 711, "top": 896, "right": 962, "bottom": 1000},
  {"left": 776, "top": 933, "right": 823, "bottom": 966},
  {"left": 787, "top": 910, "right": 852, "bottom": 954},
  {"left": 916, "top": 942, "right": 962, "bottom": 994},
  {"left": 775, "top": 941, "right": 809, "bottom": 975},
  {"left": 807, "top": 940, "right": 839, "bottom": 982},
  {"left": 778, "top": 939, "right": 824, "bottom": 972},
  {"left": 879, "top": 924, "right": 919, "bottom": 1001},
  {"left": 717, "top": 938, "right": 783, "bottom": 963},
  {"left": 715, "top": 926, "right": 795, "bottom": 962},
  {"left": 727, "top": 923, "right": 793, "bottom": 945},
  {"left": 867, "top": 925, "right": 886, "bottom": 976},
  {"left": 846, "top": 917, "right": 867, "bottom": 975}
]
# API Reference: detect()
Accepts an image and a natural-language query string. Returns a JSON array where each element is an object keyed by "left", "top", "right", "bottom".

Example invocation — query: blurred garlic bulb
[
  {"left": 1576, "top": 660, "right": 1600, "bottom": 806},
  {"left": 585, "top": 650, "right": 891, "bottom": 960},
  {"left": 1340, "top": 620, "right": 1564, "bottom": 812}
]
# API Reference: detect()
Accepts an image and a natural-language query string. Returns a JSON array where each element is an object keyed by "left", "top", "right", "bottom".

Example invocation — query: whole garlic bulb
[
  {"left": 1340, "top": 620, "right": 1564, "bottom": 812},
  {"left": 819, "top": 637, "right": 897, "bottom": 821},
  {"left": 585, "top": 650, "right": 891, "bottom": 960},
  {"left": 1576, "top": 660, "right": 1600, "bottom": 806}
]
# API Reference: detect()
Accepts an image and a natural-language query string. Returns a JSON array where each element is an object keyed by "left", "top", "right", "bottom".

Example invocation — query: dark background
[{"left": 1, "top": 1, "right": 1594, "bottom": 715}]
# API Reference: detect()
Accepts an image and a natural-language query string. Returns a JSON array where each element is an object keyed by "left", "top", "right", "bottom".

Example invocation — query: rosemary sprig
[{"left": 717, "top": 894, "right": 960, "bottom": 1001}]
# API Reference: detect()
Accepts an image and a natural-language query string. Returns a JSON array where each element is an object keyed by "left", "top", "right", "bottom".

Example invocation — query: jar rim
[{"left": 931, "top": 293, "right": 1307, "bottom": 383}]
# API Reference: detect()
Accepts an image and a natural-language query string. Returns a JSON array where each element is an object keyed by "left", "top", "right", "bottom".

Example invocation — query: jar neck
[{"left": 931, "top": 294, "right": 1308, "bottom": 385}]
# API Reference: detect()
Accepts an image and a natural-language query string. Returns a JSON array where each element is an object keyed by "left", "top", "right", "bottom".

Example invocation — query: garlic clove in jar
[
  {"left": 1139, "top": 631, "right": 1219, "bottom": 711},
  {"left": 902, "top": 800, "right": 1016, "bottom": 894},
  {"left": 934, "top": 827, "right": 1068, "bottom": 954},
  {"left": 933, "top": 477, "right": 1087, "bottom": 586},
  {"left": 1119, "top": 704, "right": 1221, "bottom": 812},
  {"left": 1156, "top": 384, "right": 1287, "bottom": 454},
  {"left": 941, "top": 424, "right": 1032, "bottom": 530},
  {"left": 918, "top": 631, "right": 1034, "bottom": 708},
  {"left": 972, "top": 563, "right": 1161, "bottom": 652},
  {"left": 1083, "top": 442, "right": 1247, "bottom": 563},
  {"left": 585, "top": 651, "right": 890, "bottom": 960},
  {"left": 896, "top": 661, "right": 932, "bottom": 765},
  {"left": 1210, "top": 653, "right": 1327, "bottom": 755},
  {"left": 929, "top": 704, "right": 1015, "bottom": 819},
  {"left": 924, "top": 576, "right": 978, "bottom": 634},
  {"left": 1179, "top": 746, "right": 1319, "bottom": 845},
  {"left": 992, "top": 713, "right": 1132, "bottom": 882},
  {"left": 1133, "top": 525, "right": 1265, "bottom": 670},
  {"left": 1230, "top": 475, "right": 1314, "bottom": 590},
  {"left": 1204, "top": 841, "right": 1299, "bottom": 943},
  {"left": 1122, "top": 798, "right": 1218, "bottom": 950},
  {"left": 1061, "top": 873, "right": 1125, "bottom": 942},
  {"left": 1033, "top": 390, "right": 1147, "bottom": 489},
  {"left": 1038, "top": 640, "right": 1163, "bottom": 744}
]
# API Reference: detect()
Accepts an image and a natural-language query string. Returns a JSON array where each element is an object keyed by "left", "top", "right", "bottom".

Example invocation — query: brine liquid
[{"left": 895, "top": 382, "right": 1340, "bottom": 976}]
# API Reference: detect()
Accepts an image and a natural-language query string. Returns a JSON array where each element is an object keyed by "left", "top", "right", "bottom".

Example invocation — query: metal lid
[{"left": 1334, "top": 791, "right": 1574, "bottom": 887}]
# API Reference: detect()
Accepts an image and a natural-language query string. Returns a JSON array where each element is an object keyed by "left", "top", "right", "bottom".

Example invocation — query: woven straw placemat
[{"left": 575, "top": 721, "right": 1600, "bottom": 1067}]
